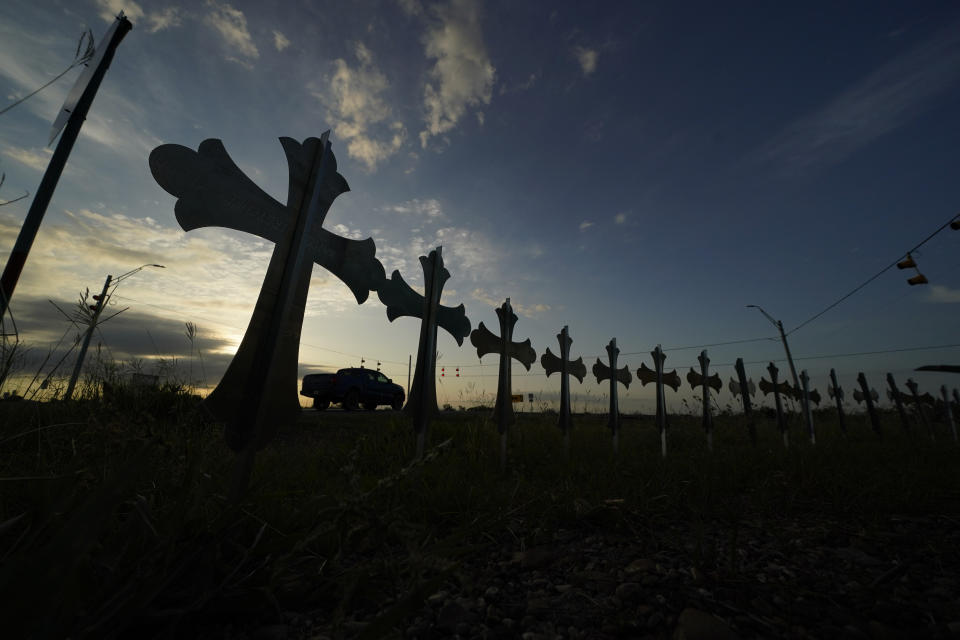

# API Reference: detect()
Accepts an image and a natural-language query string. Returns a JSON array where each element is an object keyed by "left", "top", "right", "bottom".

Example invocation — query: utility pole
[
  {"left": 0, "top": 14, "right": 131, "bottom": 319},
  {"left": 65, "top": 275, "right": 111, "bottom": 400},
  {"left": 747, "top": 305, "right": 801, "bottom": 394}
]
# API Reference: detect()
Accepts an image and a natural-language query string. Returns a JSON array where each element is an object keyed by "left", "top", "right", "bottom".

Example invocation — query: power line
[{"left": 788, "top": 211, "right": 960, "bottom": 336}]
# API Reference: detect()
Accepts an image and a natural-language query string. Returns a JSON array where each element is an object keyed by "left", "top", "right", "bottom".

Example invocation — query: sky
[{"left": 0, "top": 0, "right": 959, "bottom": 414}]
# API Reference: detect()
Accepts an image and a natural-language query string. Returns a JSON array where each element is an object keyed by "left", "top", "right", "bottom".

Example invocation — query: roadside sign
[{"left": 511, "top": 394, "right": 523, "bottom": 402}]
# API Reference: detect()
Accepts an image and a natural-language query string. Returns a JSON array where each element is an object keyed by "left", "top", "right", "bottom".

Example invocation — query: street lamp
[
  {"left": 746, "top": 304, "right": 801, "bottom": 395},
  {"left": 64, "top": 263, "right": 165, "bottom": 400}
]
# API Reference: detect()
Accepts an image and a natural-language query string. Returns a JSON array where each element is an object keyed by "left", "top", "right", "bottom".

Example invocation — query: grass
[{"left": 1, "top": 387, "right": 958, "bottom": 639}]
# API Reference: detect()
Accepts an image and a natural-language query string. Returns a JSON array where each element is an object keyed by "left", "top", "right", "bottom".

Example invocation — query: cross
[
  {"left": 686, "top": 350, "right": 722, "bottom": 451},
  {"left": 592, "top": 338, "right": 632, "bottom": 454},
  {"left": 637, "top": 345, "right": 681, "bottom": 457},
  {"left": 799, "top": 370, "right": 816, "bottom": 444},
  {"left": 885, "top": 373, "right": 911, "bottom": 431},
  {"left": 541, "top": 325, "right": 586, "bottom": 447},
  {"left": 759, "top": 362, "right": 790, "bottom": 448},
  {"left": 855, "top": 373, "right": 881, "bottom": 436},
  {"left": 905, "top": 378, "right": 933, "bottom": 440},
  {"left": 149, "top": 135, "right": 385, "bottom": 481},
  {"left": 828, "top": 368, "right": 847, "bottom": 435},
  {"left": 730, "top": 357, "right": 757, "bottom": 445},
  {"left": 940, "top": 386, "right": 959, "bottom": 442},
  {"left": 470, "top": 298, "right": 536, "bottom": 468},
  {"left": 377, "top": 246, "right": 471, "bottom": 459}
]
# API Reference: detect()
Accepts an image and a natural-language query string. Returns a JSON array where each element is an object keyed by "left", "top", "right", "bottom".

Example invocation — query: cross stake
[
  {"left": 800, "top": 370, "right": 816, "bottom": 444},
  {"left": 760, "top": 362, "right": 791, "bottom": 448},
  {"left": 541, "top": 325, "right": 586, "bottom": 456},
  {"left": 686, "top": 350, "right": 721, "bottom": 452},
  {"left": 855, "top": 373, "right": 881, "bottom": 436},
  {"left": 470, "top": 298, "right": 536, "bottom": 471},
  {"left": 886, "top": 373, "right": 911, "bottom": 431},
  {"left": 592, "top": 338, "right": 632, "bottom": 455},
  {"left": 150, "top": 133, "right": 385, "bottom": 501},
  {"left": 731, "top": 358, "right": 757, "bottom": 445},
  {"left": 637, "top": 345, "right": 681, "bottom": 458},
  {"left": 905, "top": 378, "right": 933, "bottom": 440},
  {"left": 828, "top": 368, "right": 847, "bottom": 436},
  {"left": 377, "top": 246, "right": 471, "bottom": 460}
]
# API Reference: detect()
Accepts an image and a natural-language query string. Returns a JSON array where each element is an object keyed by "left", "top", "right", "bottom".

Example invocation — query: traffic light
[
  {"left": 455, "top": 367, "right": 460, "bottom": 377},
  {"left": 897, "top": 252, "right": 928, "bottom": 286},
  {"left": 440, "top": 367, "right": 445, "bottom": 377}
]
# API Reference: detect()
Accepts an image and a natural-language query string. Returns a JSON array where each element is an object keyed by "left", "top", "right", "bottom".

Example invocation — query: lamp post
[{"left": 64, "top": 263, "right": 164, "bottom": 400}]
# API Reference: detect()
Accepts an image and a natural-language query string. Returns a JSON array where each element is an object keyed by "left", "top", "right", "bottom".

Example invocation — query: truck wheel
[
  {"left": 313, "top": 398, "right": 330, "bottom": 411},
  {"left": 343, "top": 389, "right": 360, "bottom": 411},
  {"left": 391, "top": 395, "right": 404, "bottom": 411}
]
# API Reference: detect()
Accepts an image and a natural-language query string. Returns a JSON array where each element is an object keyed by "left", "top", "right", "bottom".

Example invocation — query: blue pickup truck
[{"left": 300, "top": 367, "right": 405, "bottom": 411}]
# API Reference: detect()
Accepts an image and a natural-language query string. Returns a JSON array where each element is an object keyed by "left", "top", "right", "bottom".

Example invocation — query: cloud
[
  {"left": 95, "top": 0, "right": 145, "bottom": 22},
  {"left": 2, "top": 146, "right": 51, "bottom": 172},
  {"left": 928, "top": 284, "right": 960, "bottom": 303},
  {"left": 273, "top": 30, "right": 290, "bottom": 51},
  {"left": 499, "top": 72, "right": 537, "bottom": 95},
  {"left": 614, "top": 212, "right": 627, "bottom": 224},
  {"left": 397, "top": 0, "right": 424, "bottom": 16},
  {"left": 95, "top": 1, "right": 180, "bottom": 32},
  {"left": 146, "top": 7, "right": 183, "bottom": 33},
  {"left": 757, "top": 22, "right": 960, "bottom": 172},
  {"left": 385, "top": 198, "right": 443, "bottom": 218},
  {"left": 574, "top": 46, "right": 598, "bottom": 76},
  {"left": 204, "top": 0, "right": 259, "bottom": 66},
  {"left": 419, "top": 0, "right": 496, "bottom": 148},
  {"left": 579, "top": 220, "right": 594, "bottom": 231},
  {"left": 316, "top": 42, "right": 407, "bottom": 170},
  {"left": 469, "top": 288, "right": 550, "bottom": 318}
]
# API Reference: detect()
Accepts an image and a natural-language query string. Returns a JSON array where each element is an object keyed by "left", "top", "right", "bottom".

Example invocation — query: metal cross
[
  {"left": 592, "top": 338, "right": 632, "bottom": 453},
  {"left": 760, "top": 362, "right": 790, "bottom": 448},
  {"left": 470, "top": 298, "right": 536, "bottom": 468},
  {"left": 828, "top": 368, "right": 847, "bottom": 435},
  {"left": 885, "top": 373, "right": 911, "bottom": 431},
  {"left": 732, "top": 357, "right": 757, "bottom": 445},
  {"left": 686, "top": 350, "right": 721, "bottom": 451},
  {"left": 377, "top": 246, "right": 471, "bottom": 459},
  {"left": 149, "top": 135, "right": 385, "bottom": 457},
  {"left": 855, "top": 373, "right": 881, "bottom": 436},
  {"left": 637, "top": 345, "right": 681, "bottom": 457},
  {"left": 541, "top": 325, "right": 586, "bottom": 445}
]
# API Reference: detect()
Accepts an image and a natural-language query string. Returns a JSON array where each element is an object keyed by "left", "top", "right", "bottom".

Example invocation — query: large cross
[
  {"left": 799, "top": 370, "right": 816, "bottom": 444},
  {"left": 828, "top": 368, "right": 847, "bottom": 435},
  {"left": 905, "top": 378, "right": 933, "bottom": 440},
  {"left": 686, "top": 350, "right": 721, "bottom": 451},
  {"left": 470, "top": 298, "right": 536, "bottom": 468},
  {"left": 759, "top": 362, "right": 790, "bottom": 448},
  {"left": 731, "top": 358, "right": 757, "bottom": 445},
  {"left": 592, "top": 338, "right": 632, "bottom": 453},
  {"left": 149, "top": 135, "right": 385, "bottom": 461},
  {"left": 886, "top": 373, "right": 911, "bottom": 431},
  {"left": 377, "top": 246, "right": 470, "bottom": 459},
  {"left": 637, "top": 345, "right": 681, "bottom": 457},
  {"left": 540, "top": 325, "right": 586, "bottom": 447},
  {"left": 854, "top": 373, "right": 881, "bottom": 436}
]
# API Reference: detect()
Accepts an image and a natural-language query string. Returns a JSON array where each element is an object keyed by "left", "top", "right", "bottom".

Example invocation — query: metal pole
[
  {"left": 0, "top": 16, "right": 131, "bottom": 319},
  {"left": 65, "top": 275, "right": 111, "bottom": 400},
  {"left": 407, "top": 354, "right": 412, "bottom": 398}
]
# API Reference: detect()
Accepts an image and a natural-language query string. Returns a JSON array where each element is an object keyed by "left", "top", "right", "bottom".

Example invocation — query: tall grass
[{"left": 1, "top": 387, "right": 958, "bottom": 638}]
